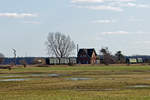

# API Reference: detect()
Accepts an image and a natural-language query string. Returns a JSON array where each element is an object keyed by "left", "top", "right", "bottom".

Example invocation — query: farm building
[
  {"left": 60, "top": 58, "right": 70, "bottom": 64},
  {"left": 69, "top": 57, "right": 77, "bottom": 64},
  {"left": 46, "top": 57, "right": 60, "bottom": 65},
  {"left": 77, "top": 48, "right": 97, "bottom": 64},
  {"left": 126, "top": 56, "right": 144, "bottom": 64},
  {"left": 46, "top": 57, "right": 77, "bottom": 65}
]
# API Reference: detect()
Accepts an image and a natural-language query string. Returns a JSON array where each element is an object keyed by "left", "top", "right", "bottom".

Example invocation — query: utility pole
[
  {"left": 12, "top": 49, "right": 16, "bottom": 65},
  {"left": 77, "top": 44, "right": 79, "bottom": 56}
]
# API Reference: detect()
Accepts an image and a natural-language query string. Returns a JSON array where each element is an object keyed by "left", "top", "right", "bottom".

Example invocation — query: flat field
[{"left": 0, "top": 65, "right": 150, "bottom": 100}]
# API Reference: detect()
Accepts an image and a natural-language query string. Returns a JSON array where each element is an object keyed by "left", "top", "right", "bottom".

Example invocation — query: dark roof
[{"left": 78, "top": 48, "right": 97, "bottom": 57}]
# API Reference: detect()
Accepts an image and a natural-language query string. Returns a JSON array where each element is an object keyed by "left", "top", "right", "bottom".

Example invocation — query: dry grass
[{"left": 0, "top": 65, "right": 150, "bottom": 100}]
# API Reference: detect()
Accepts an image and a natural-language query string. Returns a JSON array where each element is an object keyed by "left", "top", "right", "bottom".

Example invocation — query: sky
[{"left": 0, "top": 0, "right": 150, "bottom": 57}]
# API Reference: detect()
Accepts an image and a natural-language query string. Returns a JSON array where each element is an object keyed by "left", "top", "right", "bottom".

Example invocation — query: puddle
[
  {"left": 29, "top": 74, "right": 60, "bottom": 77},
  {"left": 127, "top": 85, "right": 150, "bottom": 88},
  {"left": 66, "top": 78, "right": 92, "bottom": 81},
  {"left": 103, "top": 89, "right": 117, "bottom": 91},
  {"left": 0, "top": 78, "right": 29, "bottom": 82},
  {"left": 0, "top": 73, "right": 62, "bottom": 82},
  {"left": 47, "top": 74, "right": 60, "bottom": 77},
  {"left": 0, "top": 75, "right": 23, "bottom": 78},
  {"left": 76, "top": 88, "right": 120, "bottom": 91},
  {"left": 0, "top": 74, "right": 61, "bottom": 78},
  {"left": 29, "top": 74, "right": 46, "bottom": 77}
]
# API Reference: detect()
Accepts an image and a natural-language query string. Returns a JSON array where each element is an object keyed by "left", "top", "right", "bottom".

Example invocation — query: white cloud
[
  {"left": 122, "top": 2, "right": 136, "bottom": 7},
  {"left": 101, "top": 31, "right": 129, "bottom": 35},
  {"left": 71, "top": 0, "right": 149, "bottom": 12},
  {"left": 72, "top": 0, "right": 104, "bottom": 3},
  {"left": 112, "top": 0, "right": 136, "bottom": 2},
  {"left": 92, "top": 19, "right": 116, "bottom": 23},
  {"left": 71, "top": 0, "right": 136, "bottom": 3},
  {"left": 77, "top": 5, "right": 123, "bottom": 11},
  {"left": 115, "top": 2, "right": 150, "bottom": 8},
  {"left": 0, "top": 13, "right": 38, "bottom": 18},
  {"left": 101, "top": 31, "right": 148, "bottom": 35}
]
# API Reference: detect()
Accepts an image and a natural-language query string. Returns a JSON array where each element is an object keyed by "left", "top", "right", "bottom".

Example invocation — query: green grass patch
[{"left": 0, "top": 65, "right": 150, "bottom": 100}]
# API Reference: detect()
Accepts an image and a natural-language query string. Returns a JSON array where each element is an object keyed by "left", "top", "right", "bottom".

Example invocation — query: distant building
[
  {"left": 126, "top": 56, "right": 144, "bottom": 64},
  {"left": 77, "top": 48, "right": 97, "bottom": 64},
  {"left": 45, "top": 57, "right": 77, "bottom": 65}
]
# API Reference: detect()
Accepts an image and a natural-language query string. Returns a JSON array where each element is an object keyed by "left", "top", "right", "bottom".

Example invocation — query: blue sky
[{"left": 0, "top": 0, "right": 150, "bottom": 57}]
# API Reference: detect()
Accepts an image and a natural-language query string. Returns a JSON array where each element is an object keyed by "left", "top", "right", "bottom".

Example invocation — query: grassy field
[{"left": 0, "top": 65, "right": 150, "bottom": 100}]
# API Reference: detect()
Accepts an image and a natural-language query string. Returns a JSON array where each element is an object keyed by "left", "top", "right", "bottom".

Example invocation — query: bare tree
[
  {"left": 0, "top": 53, "right": 5, "bottom": 64},
  {"left": 46, "top": 32, "right": 76, "bottom": 58}
]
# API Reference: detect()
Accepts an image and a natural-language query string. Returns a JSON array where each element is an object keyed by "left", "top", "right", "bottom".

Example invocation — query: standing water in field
[
  {"left": 0, "top": 73, "right": 61, "bottom": 78},
  {"left": 127, "top": 85, "right": 150, "bottom": 88},
  {"left": 29, "top": 73, "right": 60, "bottom": 77},
  {"left": 0, "top": 75, "right": 23, "bottom": 78},
  {"left": 0, "top": 73, "right": 62, "bottom": 82},
  {"left": 66, "top": 78, "right": 92, "bottom": 81},
  {"left": 0, "top": 79, "right": 30, "bottom": 82}
]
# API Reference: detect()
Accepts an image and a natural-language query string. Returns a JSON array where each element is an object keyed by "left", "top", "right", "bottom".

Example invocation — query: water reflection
[
  {"left": 66, "top": 78, "right": 92, "bottom": 81},
  {"left": 0, "top": 79, "right": 29, "bottom": 82}
]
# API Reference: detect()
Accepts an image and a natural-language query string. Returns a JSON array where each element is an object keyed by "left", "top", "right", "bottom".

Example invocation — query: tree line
[{"left": 100, "top": 47, "right": 125, "bottom": 65}]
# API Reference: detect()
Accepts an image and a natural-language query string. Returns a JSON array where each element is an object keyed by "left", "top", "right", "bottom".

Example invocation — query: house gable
[{"left": 77, "top": 48, "right": 97, "bottom": 64}]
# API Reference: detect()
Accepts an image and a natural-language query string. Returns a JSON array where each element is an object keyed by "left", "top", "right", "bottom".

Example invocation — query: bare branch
[{"left": 46, "top": 32, "right": 76, "bottom": 58}]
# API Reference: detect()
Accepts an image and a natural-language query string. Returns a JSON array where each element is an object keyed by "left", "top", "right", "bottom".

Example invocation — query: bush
[
  {"left": 19, "top": 59, "right": 27, "bottom": 68},
  {"left": 68, "top": 62, "right": 75, "bottom": 66}
]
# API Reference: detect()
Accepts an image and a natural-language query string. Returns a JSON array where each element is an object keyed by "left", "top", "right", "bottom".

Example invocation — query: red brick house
[{"left": 77, "top": 48, "right": 97, "bottom": 64}]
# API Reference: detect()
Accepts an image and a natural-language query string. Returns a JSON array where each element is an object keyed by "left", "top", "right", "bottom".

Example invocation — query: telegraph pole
[
  {"left": 77, "top": 44, "right": 79, "bottom": 56},
  {"left": 12, "top": 49, "right": 16, "bottom": 65}
]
